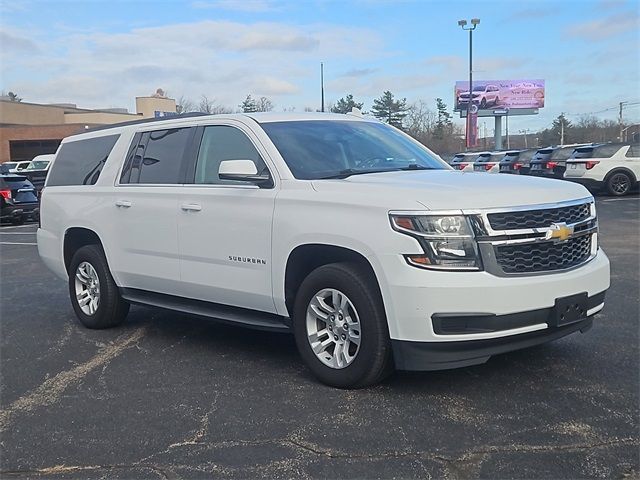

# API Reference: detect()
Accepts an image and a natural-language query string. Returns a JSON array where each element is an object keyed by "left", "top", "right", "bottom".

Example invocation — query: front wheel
[
  {"left": 480, "top": 98, "right": 487, "bottom": 108},
  {"left": 606, "top": 171, "right": 633, "bottom": 196},
  {"left": 68, "top": 244, "right": 129, "bottom": 329},
  {"left": 292, "top": 262, "right": 393, "bottom": 388}
]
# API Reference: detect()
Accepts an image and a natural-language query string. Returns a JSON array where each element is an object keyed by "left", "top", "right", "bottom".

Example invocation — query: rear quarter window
[
  {"left": 624, "top": 144, "right": 640, "bottom": 158},
  {"left": 47, "top": 134, "right": 120, "bottom": 186},
  {"left": 593, "top": 144, "right": 623, "bottom": 158}
]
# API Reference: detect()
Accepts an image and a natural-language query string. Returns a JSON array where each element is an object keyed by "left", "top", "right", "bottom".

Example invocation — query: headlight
[{"left": 390, "top": 214, "right": 482, "bottom": 270}]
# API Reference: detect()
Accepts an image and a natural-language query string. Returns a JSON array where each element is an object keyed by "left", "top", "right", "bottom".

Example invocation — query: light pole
[
  {"left": 519, "top": 129, "right": 529, "bottom": 148},
  {"left": 458, "top": 18, "right": 480, "bottom": 150}
]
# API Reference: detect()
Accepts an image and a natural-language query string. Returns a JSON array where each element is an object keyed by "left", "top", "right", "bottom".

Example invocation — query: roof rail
[{"left": 85, "top": 112, "right": 210, "bottom": 133}]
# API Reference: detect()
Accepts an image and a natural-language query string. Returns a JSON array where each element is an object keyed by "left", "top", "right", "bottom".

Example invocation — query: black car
[
  {"left": 499, "top": 149, "right": 536, "bottom": 174},
  {"left": 528, "top": 145, "right": 589, "bottom": 179},
  {"left": 0, "top": 166, "right": 40, "bottom": 224}
]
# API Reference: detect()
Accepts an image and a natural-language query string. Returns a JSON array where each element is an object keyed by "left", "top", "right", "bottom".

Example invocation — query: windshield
[
  {"left": 261, "top": 120, "right": 448, "bottom": 180},
  {"left": 4, "top": 162, "right": 17, "bottom": 168},
  {"left": 26, "top": 160, "right": 50, "bottom": 170}
]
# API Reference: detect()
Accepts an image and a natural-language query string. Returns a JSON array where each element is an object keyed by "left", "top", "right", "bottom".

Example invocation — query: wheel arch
[
  {"left": 604, "top": 166, "right": 637, "bottom": 184},
  {"left": 63, "top": 227, "right": 105, "bottom": 274},
  {"left": 283, "top": 243, "right": 383, "bottom": 318}
]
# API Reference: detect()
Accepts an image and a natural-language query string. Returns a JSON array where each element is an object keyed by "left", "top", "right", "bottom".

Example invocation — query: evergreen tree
[
  {"left": 330, "top": 94, "right": 364, "bottom": 114},
  {"left": 433, "top": 98, "right": 453, "bottom": 140},
  {"left": 370, "top": 91, "right": 408, "bottom": 128},
  {"left": 240, "top": 95, "right": 258, "bottom": 113}
]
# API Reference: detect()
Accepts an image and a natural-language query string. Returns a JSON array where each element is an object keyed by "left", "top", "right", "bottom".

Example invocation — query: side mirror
[{"left": 218, "top": 160, "right": 273, "bottom": 188}]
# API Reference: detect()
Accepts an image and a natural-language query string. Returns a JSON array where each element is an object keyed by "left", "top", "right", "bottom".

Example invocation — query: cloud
[
  {"left": 191, "top": 0, "right": 279, "bottom": 12},
  {"left": 1, "top": 19, "right": 381, "bottom": 112},
  {"left": 0, "top": 28, "right": 40, "bottom": 53},
  {"left": 337, "top": 68, "right": 378, "bottom": 78},
  {"left": 566, "top": 10, "right": 639, "bottom": 40}
]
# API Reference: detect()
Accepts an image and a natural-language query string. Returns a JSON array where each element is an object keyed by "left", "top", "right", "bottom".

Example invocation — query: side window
[
  {"left": 593, "top": 144, "right": 622, "bottom": 158},
  {"left": 46, "top": 134, "right": 119, "bottom": 187},
  {"left": 135, "top": 128, "right": 191, "bottom": 184},
  {"left": 625, "top": 144, "right": 640, "bottom": 158},
  {"left": 194, "top": 126, "right": 268, "bottom": 185}
]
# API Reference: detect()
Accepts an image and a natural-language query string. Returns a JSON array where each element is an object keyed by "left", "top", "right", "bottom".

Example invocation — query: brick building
[{"left": 0, "top": 91, "right": 177, "bottom": 163}]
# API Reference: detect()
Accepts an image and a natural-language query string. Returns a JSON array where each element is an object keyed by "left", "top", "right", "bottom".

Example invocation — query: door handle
[
  {"left": 115, "top": 200, "right": 132, "bottom": 208},
  {"left": 181, "top": 203, "right": 202, "bottom": 212}
]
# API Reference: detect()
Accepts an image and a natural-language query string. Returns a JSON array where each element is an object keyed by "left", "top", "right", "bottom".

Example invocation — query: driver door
[{"left": 176, "top": 123, "right": 277, "bottom": 313}]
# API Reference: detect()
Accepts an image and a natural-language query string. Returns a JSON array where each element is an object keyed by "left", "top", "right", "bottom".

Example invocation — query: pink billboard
[{"left": 454, "top": 79, "right": 545, "bottom": 111}]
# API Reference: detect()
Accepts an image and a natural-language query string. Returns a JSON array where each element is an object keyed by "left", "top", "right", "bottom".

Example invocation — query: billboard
[{"left": 454, "top": 79, "right": 545, "bottom": 112}]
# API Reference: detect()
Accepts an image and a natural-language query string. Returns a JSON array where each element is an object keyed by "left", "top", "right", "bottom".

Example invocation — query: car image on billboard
[{"left": 454, "top": 79, "right": 545, "bottom": 111}]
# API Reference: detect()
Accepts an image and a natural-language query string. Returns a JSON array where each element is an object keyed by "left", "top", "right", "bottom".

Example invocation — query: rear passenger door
[
  {"left": 176, "top": 123, "right": 277, "bottom": 313},
  {"left": 108, "top": 127, "right": 195, "bottom": 295}
]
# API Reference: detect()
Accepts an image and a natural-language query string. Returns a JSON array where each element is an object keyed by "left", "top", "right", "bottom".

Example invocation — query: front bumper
[
  {"left": 379, "top": 248, "right": 610, "bottom": 343},
  {"left": 392, "top": 315, "right": 596, "bottom": 371}
]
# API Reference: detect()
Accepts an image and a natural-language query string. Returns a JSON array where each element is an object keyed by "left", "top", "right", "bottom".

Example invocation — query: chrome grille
[
  {"left": 494, "top": 235, "right": 592, "bottom": 274},
  {"left": 487, "top": 203, "right": 591, "bottom": 230}
]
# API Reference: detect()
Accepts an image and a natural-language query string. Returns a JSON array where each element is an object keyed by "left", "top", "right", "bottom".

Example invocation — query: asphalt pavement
[{"left": 1, "top": 196, "right": 638, "bottom": 479}]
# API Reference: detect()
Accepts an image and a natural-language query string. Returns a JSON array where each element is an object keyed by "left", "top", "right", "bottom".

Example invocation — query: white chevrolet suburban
[{"left": 38, "top": 113, "right": 610, "bottom": 388}]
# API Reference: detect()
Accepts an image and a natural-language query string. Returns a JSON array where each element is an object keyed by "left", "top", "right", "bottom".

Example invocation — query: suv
[
  {"left": 565, "top": 143, "right": 639, "bottom": 196},
  {"left": 457, "top": 85, "right": 501, "bottom": 109},
  {"left": 38, "top": 113, "right": 610, "bottom": 388},
  {"left": 499, "top": 149, "right": 536, "bottom": 175},
  {"left": 449, "top": 152, "right": 485, "bottom": 172},
  {"left": 473, "top": 152, "right": 506, "bottom": 173},
  {"left": 0, "top": 166, "right": 39, "bottom": 224},
  {"left": 3, "top": 160, "right": 31, "bottom": 173},
  {"left": 528, "top": 145, "right": 589, "bottom": 179}
]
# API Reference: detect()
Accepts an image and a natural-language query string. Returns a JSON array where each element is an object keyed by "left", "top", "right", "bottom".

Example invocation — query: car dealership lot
[{"left": 1, "top": 197, "right": 638, "bottom": 479}]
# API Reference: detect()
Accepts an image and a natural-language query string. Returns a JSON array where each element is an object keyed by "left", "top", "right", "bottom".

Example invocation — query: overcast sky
[{"left": 1, "top": 0, "right": 638, "bottom": 132}]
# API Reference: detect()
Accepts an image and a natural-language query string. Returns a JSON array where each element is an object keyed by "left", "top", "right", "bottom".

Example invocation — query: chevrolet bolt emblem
[{"left": 545, "top": 222, "right": 574, "bottom": 242}]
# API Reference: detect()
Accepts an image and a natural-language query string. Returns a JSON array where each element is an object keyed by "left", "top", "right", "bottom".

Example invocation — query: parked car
[
  {"left": 23, "top": 154, "right": 54, "bottom": 191},
  {"left": 449, "top": 152, "right": 486, "bottom": 171},
  {"left": 0, "top": 165, "right": 40, "bottom": 224},
  {"left": 528, "top": 144, "right": 590, "bottom": 179},
  {"left": 457, "top": 85, "right": 501, "bottom": 109},
  {"left": 2, "top": 160, "right": 31, "bottom": 173},
  {"left": 473, "top": 152, "right": 507, "bottom": 173},
  {"left": 499, "top": 149, "right": 537, "bottom": 174},
  {"left": 38, "top": 112, "right": 609, "bottom": 388},
  {"left": 565, "top": 143, "right": 639, "bottom": 196}
]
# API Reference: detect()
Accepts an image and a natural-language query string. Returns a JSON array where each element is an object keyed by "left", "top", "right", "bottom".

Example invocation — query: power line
[{"left": 565, "top": 100, "right": 640, "bottom": 117}]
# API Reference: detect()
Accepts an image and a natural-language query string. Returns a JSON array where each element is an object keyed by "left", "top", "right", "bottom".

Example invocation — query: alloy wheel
[
  {"left": 74, "top": 261, "right": 100, "bottom": 315},
  {"left": 306, "top": 288, "right": 361, "bottom": 369}
]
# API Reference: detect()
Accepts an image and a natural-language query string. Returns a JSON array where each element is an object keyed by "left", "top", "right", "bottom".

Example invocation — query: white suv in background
[
  {"left": 565, "top": 143, "right": 639, "bottom": 196},
  {"left": 38, "top": 113, "right": 610, "bottom": 388}
]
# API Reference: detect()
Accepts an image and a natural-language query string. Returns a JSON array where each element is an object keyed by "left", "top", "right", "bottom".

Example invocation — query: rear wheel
[
  {"left": 480, "top": 98, "right": 487, "bottom": 108},
  {"left": 292, "top": 262, "right": 393, "bottom": 388},
  {"left": 68, "top": 245, "right": 129, "bottom": 329},
  {"left": 606, "top": 171, "right": 632, "bottom": 196}
]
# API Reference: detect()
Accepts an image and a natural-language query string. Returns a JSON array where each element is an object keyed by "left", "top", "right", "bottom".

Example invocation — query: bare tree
[
  {"left": 176, "top": 95, "right": 196, "bottom": 114},
  {"left": 255, "top": 96, "right": 274, "bottom": 112},
  {"left": 198, "top": 95, "right": 232, "bottom": 114}
]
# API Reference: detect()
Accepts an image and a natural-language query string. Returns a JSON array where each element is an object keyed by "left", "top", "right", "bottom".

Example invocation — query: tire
[
  {"left": 605, "top": 170, "right": 633, "bottom": 196},
  {"left": 68, "top": 244, "right": 129, "bottom": 329},
  {"left": 11, "top": 216, "right": 24, "bottom": 225},
  {"left": 292, "top": 262, "right": 393, "bottom": 388},
  {"left": 480, "top": 98, "right": 487, "bottom": 109},
  {"left": 494, "top": 96, "right": 500, "bottom": 106}
]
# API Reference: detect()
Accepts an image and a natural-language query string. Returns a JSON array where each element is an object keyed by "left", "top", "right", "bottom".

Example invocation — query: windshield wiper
[
  {"left": 317, "top": 168, "right": 401, "bottom": 179},
  {"left": 398, "top": 164, "right": 437, "bottom": 171}
]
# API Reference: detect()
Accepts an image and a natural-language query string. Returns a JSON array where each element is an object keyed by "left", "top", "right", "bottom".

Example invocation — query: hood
[{"left": 311, "top": 170, "right": 591, "bottom": 211}]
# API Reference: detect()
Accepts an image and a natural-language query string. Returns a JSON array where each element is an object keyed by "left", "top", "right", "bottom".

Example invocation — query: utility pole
[
  {"left": 560, "top": 117, "right": 565, "bottom": 145},
  {"left": 619, "top": 101, "right": 628, "bottom": 141},
  {"left": 320, "top": 62, "right": 325, "bottom": 113},
  {"left": 505, "top": 109, "right": 510, "bottom": 149}
]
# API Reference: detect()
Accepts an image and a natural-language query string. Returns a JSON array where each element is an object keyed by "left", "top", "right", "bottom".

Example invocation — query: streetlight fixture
[{"left": 458, "top": 18, "right": 480, "bottom": 149}]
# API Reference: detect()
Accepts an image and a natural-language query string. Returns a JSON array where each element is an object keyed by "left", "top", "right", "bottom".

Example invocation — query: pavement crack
[{"left": 0, "top": 328, "right": 147, "bottom": 432}]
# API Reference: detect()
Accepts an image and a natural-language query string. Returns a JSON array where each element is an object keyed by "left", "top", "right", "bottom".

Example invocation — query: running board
[{"left": 120, "top": 288, "right": 291, "bottom": 332}]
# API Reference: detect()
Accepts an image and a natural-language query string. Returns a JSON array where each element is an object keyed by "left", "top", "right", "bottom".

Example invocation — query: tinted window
[
  {"left": 47, "top": 135, "right": 119, "bottom": 187},
  {"left": 194, "top": 126, "right": 268, "bottom": 185},
  {"left": 262, "top": 121, "right": 447, "bottom": 180},
  {"left": 572, "top": 147, "right": 594, "bottom": 159},
  {"left": 551, "top": 147, "right": 575, "bottom": 161},
  {"left": 593, "top": 144, "right": 623, "bottom": 158},
  {"left": 626, "top": 144, "right": 640, "bottom": 158},
  {"left": 136, "top": 128, "right": 191, "bottom": 184}
]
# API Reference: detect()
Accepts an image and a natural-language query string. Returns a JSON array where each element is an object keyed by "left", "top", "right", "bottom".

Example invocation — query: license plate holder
[{"left": 551, "top": 292, "right": 588, "bottom": 327}]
